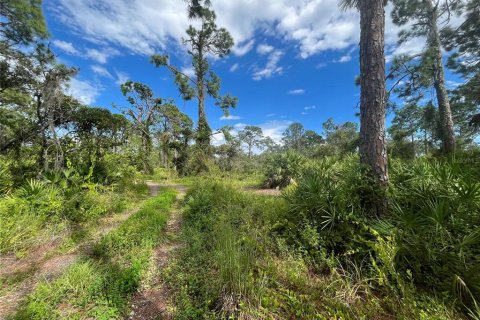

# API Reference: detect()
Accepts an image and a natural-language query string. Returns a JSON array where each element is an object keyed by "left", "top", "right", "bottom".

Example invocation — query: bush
[
  {"left": 263, "top": 150, "right": 307, "bottom": 189},
  {"left": 386, "top": 158, "right": 480, "bottom": 309},
  {"left": 281, "top": 156, "right": 480, "bottom": 314}
]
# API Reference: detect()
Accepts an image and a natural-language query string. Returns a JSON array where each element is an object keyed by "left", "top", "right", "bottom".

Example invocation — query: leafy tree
[
  {"left": 31, "top": 44, "right": 78, "bottom": 171},
  {"left": 341, "top": 0, "right": 389, "bottom": 216},
  {"left": 282, "top": 123, "right": 306, "bottom": 151},
  {"left": 119, "top": 81, "right": 164, "bottom": 174},
  {"left": 150, "top": 0, "right": 237, "bottom": 153},
  {"left": 302, "top": 130, "right": 324, "bottom": 150},
  {"left": 0, "top": 0, "right": 48, "bottom": 45},
  {"left": 261, "top": 136, "right": 279, "bottom": 153},
  {"left": 388, "top": 0, "right": 458, "bottom": 153},
  {"left": 443, "top": 0, "right": 480, "bottom": 134},
  {"left": 215, "top": 126, "right": 242, "bottom": 171},
  {"left": 321, "top": 118, "right": 359, "bottom": 157},
  {"left": 156, "top": 104, "right": 193, "bottom": 171},
  {"left": 238, "top": 125, "right": 264, "bottom": 159},
  {"left": 389, "top": 104, "right": 422, "bottom": 158}
]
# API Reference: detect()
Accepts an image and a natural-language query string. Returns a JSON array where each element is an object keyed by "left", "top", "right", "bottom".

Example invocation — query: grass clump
[{"left": 12, "top": 188, "right": 177, "bottom": 320}]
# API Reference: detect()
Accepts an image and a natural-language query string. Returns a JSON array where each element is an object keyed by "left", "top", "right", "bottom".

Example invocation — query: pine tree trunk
[
  {"left": 359, "top": 0, "right": 388, "bottom": 216},
  {"left": 425, "top": 0, "right": 456, "bottom": 154}
]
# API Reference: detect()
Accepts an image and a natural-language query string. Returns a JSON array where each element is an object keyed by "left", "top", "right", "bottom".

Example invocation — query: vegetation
[
  {"left": 1, "top": 0, "right": 479, "bottom": 319},
  {"left": 13, "top": 189, "right": 177, "bottom": 319}
]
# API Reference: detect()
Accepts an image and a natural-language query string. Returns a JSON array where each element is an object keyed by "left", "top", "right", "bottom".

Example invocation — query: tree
[
  {"left": 261, "top": 136, "right": 279, "bottom": 153},
  {"left": 341, "top": 0, "right": 389, "bottom": 216},
  {"left": 150, "top": 0, "right": 237, "bottom": 153},
  {"left": 443, "top": 0, "right": 480, "bottom": 134},
  {"left": 302, "top": 130, "right": 324, "bottom": 150},
  {"left": 119, "top": 81, "right": 164, "bottom": 174},
  {"left": 282, "top": 123, "right": 306, "bottom": 151},
  {"left": 215, "top": 126, "right": 242, "bottom": 171},
  {"left": 31, "top": 44, "right": 78, "bottom": 171},
  {"left": 0, "top": 0, "right": 48, "bottom": 46},
  {"left": 320, "top": 118, "right": 358, "bottom": 157},
  {"left": 238, "top": 125, "right": 264, "bottom": 159},
  {"left": 389, "top": 0, "right": 458, "bottom": 154},
  {"left": 389, "top": 104, "right": 422, "bottom": 158},
  {"left": 155, "top": 103, "right": 193, "bottom": 170}
]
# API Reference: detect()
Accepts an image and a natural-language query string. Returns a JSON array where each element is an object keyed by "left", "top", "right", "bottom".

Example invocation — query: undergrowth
[
  {"left": 11, "top": 188, "right": 177, "bottom": 320},
  {"left": 167, "top": 173, "right": 469, "bottom": 319}
]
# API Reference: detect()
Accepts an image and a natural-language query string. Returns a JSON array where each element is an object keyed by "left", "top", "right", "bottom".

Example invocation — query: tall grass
[
  {"left": 12, "top": 189, "right": 177, "bottom": 319},
  {"left": 169, "top": 167, "right": 467, "bottom": 319}
]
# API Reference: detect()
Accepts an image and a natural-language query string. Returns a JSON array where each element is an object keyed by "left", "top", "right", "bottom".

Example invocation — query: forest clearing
[{"left": 1, "top": 0, "right": 480, "bottom": 319}]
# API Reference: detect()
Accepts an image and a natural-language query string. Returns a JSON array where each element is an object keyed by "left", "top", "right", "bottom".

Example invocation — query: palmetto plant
[{"left": 388, "top": 158, "right": 480, "bottom": 307}]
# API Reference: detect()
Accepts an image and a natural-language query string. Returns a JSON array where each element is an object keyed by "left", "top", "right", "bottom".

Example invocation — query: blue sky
[{"left": 43, "top": 0, "right": 463, "bottom": 144}]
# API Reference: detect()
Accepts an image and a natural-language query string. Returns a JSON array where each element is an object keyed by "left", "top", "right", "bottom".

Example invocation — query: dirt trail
[
  {"left": 0, "top": 182, "right": 162, "bottom": 320},
  {"left": 128, "top": 184, "right": 187, "bottom": 320}
]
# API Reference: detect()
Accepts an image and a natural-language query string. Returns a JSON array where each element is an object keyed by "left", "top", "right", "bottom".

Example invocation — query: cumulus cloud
[
  {"left": 49, "top": 0, "right": 446, "bottom": 66},
  {"left": 181, "top": 66, "right": 195, "bottom": 78},
  {"left": 337, "top": 54, "right": 352, "bottom": 63},
  {"left": 220, "top": 115, "right": 241, "bottom": 120},
  {"left": 259, "top": 120, "right": 292, "bottom": 143},
  {"left": 288, "top": 89, "right": 305, "bottom": 95},
  {"left": 304, "top": 105, "right": 316, "bottom": 110},
  {"left": 253, "top": 50, "right": 284, "bottom": 81},
  {"left": 212, "top": 131, "right": 226, "bottom": 146},
  {"left": 48, "top": 0, "right": 363, "bottom": 59},
  {"left": 53, "top": 40, "right": 78, "bottom": 55},
  {"left": 232, "top": 39, "right": 255, "bottom": 56},
  {"left": 67, "top": 78, "right": 102, "bottom": 105},
  {"left": 257, "top": 44, "right": 274, "bottom": 55}
]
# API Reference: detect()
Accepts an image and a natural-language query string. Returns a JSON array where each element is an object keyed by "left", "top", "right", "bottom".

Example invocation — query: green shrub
[
  {"left": 263, "top": 150, "right": 307, "bottom": 189},
  {"left": 282, "top": 156, "right": 480, "bottom": 314}
]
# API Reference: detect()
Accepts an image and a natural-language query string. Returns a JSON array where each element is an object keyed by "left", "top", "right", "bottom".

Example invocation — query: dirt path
[
  {"left": 0, "top": 182, "right": 162, "bottom": 320},
  {"left": 127, "top": 184, "right": 187, "bottom": 320}
]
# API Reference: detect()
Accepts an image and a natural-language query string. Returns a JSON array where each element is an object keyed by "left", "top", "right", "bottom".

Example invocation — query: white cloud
[
  {"left": 232, "top": 39, "right": 255, "bottom": 56},
  {"left": 212, "top": 131, "right": 226, "bottom": 146},
  {"left": 257, "top": 43, "right": 274, "bottom": 55},
  {"left": 53, "top": 38, "right": 120, "bottom": 64},
  {"left": 181, "top": 66, "right": 195, "bottom": 78},
  {"left": 91, "top": 65, "right": 113, "bottom": 78},
  {"left": 114, "top": 69, "right": 129, "bottom": 85},
  {"left": 85, "top": 47, "right": 119, "bottom": 64},
  {"left": 267, "top": 113, "right": 276, "bottom": 117},
  {"left": 288, "top": 89, "right": 305, "bottom": 95},
  {"left": 230, "top": 63, "right": 239, "bottom": 72},
  {"left": 337, "top": 54, "right": 352, "bottom": 63},
  {"left": 304, "top": 105, "right": 316, "bottom": 110},
  {"left": 316, "top": 62, "right": 327, "bottom": 69},
  {"left": 53, "top": 40, "right": 78, "bottom": 55},
  {"left": 66, "top": 78, "right": 102, "bottom": 105},
  {"left": 446, "top": 80, "right": 461, "bottom": 89},
  {"left": 51, "top": 0, "right": 449, "bottom": 64},
  {"left": 259, "top": 120, "right": 292, "bottom": 143},
  {"left": 220, "top": 115, "right": 241, "bottom": 120},
  {"left": 48, "top": 0, "right": 363, "bottom": 59},
  {"left": 300, "top": 112, "right": 308, "bottom": 115},
  {"left": 253, "top": 50, "right": 283, "bottom": 81}
]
